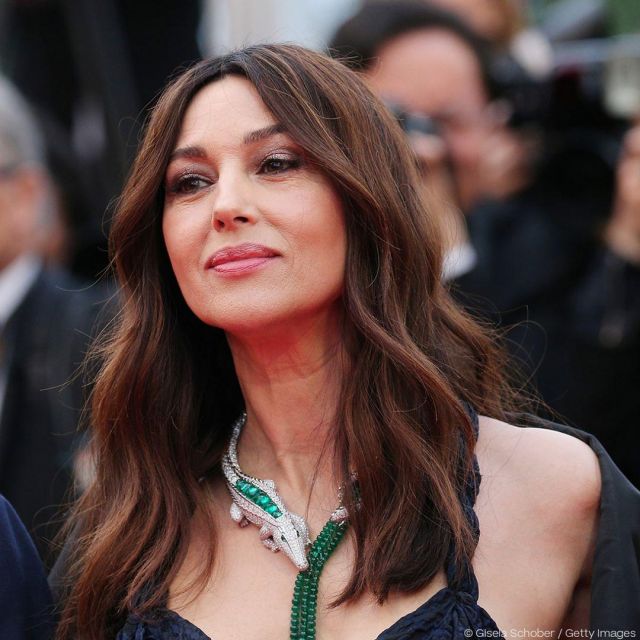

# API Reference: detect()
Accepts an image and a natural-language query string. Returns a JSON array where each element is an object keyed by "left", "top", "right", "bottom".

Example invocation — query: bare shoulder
[
  {"left": 475, "top": 416, "right": 601, "bottom": 527},
  {"left": 473, "top": 417, "right": 601, "bottom": 627}
]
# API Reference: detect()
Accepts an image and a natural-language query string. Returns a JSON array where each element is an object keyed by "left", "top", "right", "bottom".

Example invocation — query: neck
[{"left": 225, "top": 307, "right": 347, "bottom": 502}]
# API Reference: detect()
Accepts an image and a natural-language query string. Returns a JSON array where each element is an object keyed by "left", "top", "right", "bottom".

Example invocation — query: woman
[{"left": 53, "top": 44, "right": 634, "bottom": 640}]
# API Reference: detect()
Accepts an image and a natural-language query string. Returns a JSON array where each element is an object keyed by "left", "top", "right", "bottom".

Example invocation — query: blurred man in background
[
  {"left": 333, "top": 2, "right": 535, "bottom": 272},
  {"left": 0, "top": 0, "right": 202, "bottom": 280},
  {"left": 0, "top": 75, "right": 107, "bottom": 563},
  {"left": 331, "top": 1, "right": 640, "bottom": 484}
]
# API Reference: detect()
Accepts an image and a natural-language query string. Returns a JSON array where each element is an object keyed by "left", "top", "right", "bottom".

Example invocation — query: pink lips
[{"left": 206, "top": 243, "right": 280, "bottom": 275}]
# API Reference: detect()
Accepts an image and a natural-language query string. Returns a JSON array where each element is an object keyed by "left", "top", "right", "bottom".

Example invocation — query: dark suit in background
[
  {"left": 454, "top": 194, "right": 640, "bottom": 486},
  {"left": 0, "top": 266, "right": 108, "bottom": 564}
]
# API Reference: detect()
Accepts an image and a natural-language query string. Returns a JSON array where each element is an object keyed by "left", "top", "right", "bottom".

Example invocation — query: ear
[
  {"left": 0, "top": 166, "right": 51, "bottom": 260},
  {"left": 11, "top": 166, "right": 49, "bottom": 219},
  {"left": 484, "top": 99, "right": 512, "bottom": 128}
]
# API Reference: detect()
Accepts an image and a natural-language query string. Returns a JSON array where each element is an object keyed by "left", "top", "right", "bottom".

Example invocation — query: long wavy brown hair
[{"left": 56, "top": 43, "right": 520, "bottom": 639}]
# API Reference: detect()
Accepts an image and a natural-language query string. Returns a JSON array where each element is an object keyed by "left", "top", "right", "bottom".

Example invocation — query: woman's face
[{"left": 162, "top": 76, "right": 347, "bottom": 336}]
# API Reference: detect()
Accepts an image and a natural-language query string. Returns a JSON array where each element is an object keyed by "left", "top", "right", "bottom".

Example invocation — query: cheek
[
  {"left": 162, "top": 213, "right": 204, "bottom": 285},
  {"left": 302, "top": 201, "right": 346, "bottom": 291},
  {"left": 327, "top": 224, "right": 347, "bottom": 283}
]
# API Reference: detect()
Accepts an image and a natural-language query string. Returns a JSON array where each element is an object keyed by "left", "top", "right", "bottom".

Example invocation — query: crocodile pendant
[{"left": 221, "top": 414, "right": 315, "bottom": 570}]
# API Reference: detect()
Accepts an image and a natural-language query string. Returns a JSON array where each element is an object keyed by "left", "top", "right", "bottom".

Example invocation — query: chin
[
  {"left": 195, "top": 298, "right": 344, "bottom": 339},
  {"left": 194, "top": 305, "right": 296, "bottom": 336}
]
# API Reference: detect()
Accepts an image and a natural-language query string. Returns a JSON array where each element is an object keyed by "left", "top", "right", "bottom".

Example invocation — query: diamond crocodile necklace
[{"left": 221, "top": 413, "right": 350, "bottom": 640}]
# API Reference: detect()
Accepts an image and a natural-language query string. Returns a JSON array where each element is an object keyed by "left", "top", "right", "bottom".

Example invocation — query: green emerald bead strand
[{"left": 289, "top": 518, "right": 348, "bottom": 640}]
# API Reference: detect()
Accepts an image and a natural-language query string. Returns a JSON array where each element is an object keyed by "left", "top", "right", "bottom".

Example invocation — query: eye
[
  {"left": 260, "top": 154, "right": 301, "bottom": 175},
  {"left": 167, "top": 174, "right": 210, "bottom": 195}
]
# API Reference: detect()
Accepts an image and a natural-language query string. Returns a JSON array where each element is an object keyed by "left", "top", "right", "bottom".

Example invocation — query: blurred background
[
  {"left": 0, "top": 0, "right": 638, "bottom": 559},
  {"left": 1, "top": 0, "right": 637, "bottom": 277}
]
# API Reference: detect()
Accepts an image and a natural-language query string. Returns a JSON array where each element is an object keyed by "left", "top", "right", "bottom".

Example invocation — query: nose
[{"left": 211, "top": 170, "right": 257, "bottom": 232}]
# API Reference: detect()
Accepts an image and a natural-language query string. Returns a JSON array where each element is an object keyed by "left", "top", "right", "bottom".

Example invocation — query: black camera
[{"left": 492, "top": 35, "right": 640, "bottom": 221}]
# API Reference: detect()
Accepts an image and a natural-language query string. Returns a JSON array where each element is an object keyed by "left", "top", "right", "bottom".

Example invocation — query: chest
[
  {"left": 168, "top": 499, "right": 576, "bottom": 640},
  {"left": 170, "top": 508, "right": 454, "bottom": 640}
]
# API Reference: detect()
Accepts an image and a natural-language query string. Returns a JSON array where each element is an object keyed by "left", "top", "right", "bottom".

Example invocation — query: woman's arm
[{"left": 559, "top": 497, "right": 598, "bottom": 630}]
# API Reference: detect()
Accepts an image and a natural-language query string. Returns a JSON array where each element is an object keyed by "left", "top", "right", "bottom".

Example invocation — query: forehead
[
  {"left": 366, "top": 28, "right": 488, "bottom": 115},
  {"left": 431, "top": 0, "right": 507, "bottom": 34},
  {"left": 175, "top": 75, "right": 276, "bottom": 147}
]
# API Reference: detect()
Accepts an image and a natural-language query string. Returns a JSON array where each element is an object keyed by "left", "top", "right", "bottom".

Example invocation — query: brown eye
[
  {"left": 260, "top": 155, "right": 300, "bottom": 175},
  {"left": 169, "top": 174, "right": 210, "bottom": 195}
]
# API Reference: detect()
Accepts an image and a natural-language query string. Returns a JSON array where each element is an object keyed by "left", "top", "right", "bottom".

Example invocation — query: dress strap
[{"left": 444, "top": 404, "right": 482, "bottom": 597}]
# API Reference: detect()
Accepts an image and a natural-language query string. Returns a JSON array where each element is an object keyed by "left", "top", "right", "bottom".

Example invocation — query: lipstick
[{"left": 206, "top": 243, "right": 279, "bottom": 275}]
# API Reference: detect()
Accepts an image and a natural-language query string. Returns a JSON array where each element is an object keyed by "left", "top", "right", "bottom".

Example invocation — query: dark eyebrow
[
  {"left": 169, "top": 145, "right": 208, "bottom": 163},
  {"left": 168, "top": 124, "right": 286, "bottom": 163},
  {"left": 243, "top": 123, "right": 286, "bottom": 145}
]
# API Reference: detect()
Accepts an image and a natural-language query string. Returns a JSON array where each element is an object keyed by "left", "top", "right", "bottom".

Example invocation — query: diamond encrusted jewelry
[
  {"left": 221, "top": 413, "right": 348, "bottom": 571},
  {"left": 221, "top": 413, "right": 352, "bottom": 640}
]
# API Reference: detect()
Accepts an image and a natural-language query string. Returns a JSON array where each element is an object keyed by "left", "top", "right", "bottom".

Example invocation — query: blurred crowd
[{"left": 0, "top": 0, "right": 638, "bottom": 562}]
